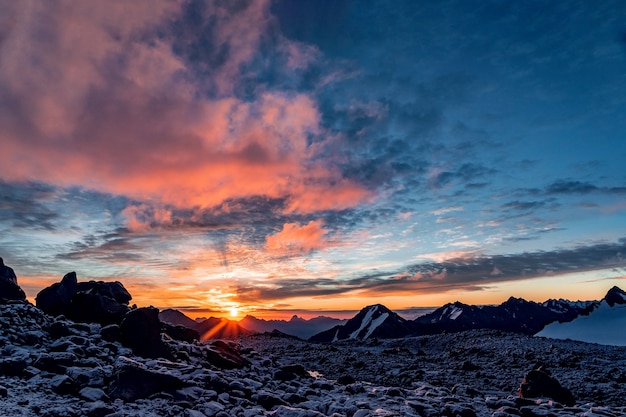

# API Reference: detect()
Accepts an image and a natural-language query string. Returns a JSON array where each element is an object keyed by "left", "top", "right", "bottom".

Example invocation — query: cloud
[
  {"left": 0, "top": 181, "right": 59, "bottom": 230},
  {"left": 237, "top": 239, "right": 626, "bottom": 302},
  {"left": 0, "top": 1, "right": 373, "bottom": 216},
  {"left": 265, "top": 220, "right": 331, "bottom": 256}
]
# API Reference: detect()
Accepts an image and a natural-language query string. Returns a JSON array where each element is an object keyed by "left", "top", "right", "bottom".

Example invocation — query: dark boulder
[
  {"left": 109, "top": 358, "right": 186, "bottom": 401},
  {"left": 119, "top": 307, "right": 170, "bottom": 359},
  {"left": 519, "top": 368, "right": 575, "bottom": 406},
  {"left": 0, "top": 257, "right": 26, "bottom": 302},
  {"left": 337, "top": 374, "right": 356, "bottom": 385},
  {"left": 255, "top": 393, "right": 288, "bottom": 410},
  {"left": 162, "top": 322, "right": 200, "bottom": 343},
  {"left": 35, "top": 272, "right": 131, "bottom": 325},
  {"left": 203, "top": 340, "right": 250, "bottom": 369},
  {"left": 100, "top": 324, "right": 121, "bottom": 343}
]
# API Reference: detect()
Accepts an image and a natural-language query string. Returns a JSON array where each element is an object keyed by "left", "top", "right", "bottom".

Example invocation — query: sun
[{"left": 229, "top": 306, "right": 239, "bottom": 318}]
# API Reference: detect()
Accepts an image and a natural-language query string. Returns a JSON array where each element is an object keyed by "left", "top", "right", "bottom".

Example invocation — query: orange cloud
[
  {"left": 0, "top": 1, "right": 372, "bottom": 216},
  {"left": 265, "top": 220, "right": 330, "bottom": 255}
]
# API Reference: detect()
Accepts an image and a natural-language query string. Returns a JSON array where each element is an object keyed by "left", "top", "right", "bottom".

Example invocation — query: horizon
[{"left": 1, "top": 1, "right": 625, "bottom": 318}]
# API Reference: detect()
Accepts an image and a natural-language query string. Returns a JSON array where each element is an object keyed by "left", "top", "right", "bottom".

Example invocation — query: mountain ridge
[{"left": 308, "top": 290, "right": 613, "bottom": 343}]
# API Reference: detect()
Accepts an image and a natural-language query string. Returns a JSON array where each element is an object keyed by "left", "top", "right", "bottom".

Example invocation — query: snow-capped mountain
[
  {"left": 536, "top": 286, "right": 626, "bottom": 346},
  {"left": 413, "top": 296, "right": 596, "bottom": 336},
  {"left": 309, "top": 304, "right": 414, "bottom": 342},
  {"left": 238, "top": 314, "right": 346, "bottom": 340},
  {"left": 309, "top": 294, "right": 599, "bottom": 342}
]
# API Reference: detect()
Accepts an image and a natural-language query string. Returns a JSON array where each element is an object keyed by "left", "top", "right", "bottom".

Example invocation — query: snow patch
[
  {"left": 364, "top": 312, "right": 389, "bottom": 339},
  {"left": 449, "top": 307, "right": 463, "bottom": 320},
  {"left": 350, "top": 305, "right": 378, "bottom": 339},
  {"left": 536, "top": 301, "right": 626, "bottom": 346}
]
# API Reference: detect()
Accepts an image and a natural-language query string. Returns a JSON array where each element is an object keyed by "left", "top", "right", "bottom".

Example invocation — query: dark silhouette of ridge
[{"left": 309, "top": 290, "right": 609, "bottom": 342}]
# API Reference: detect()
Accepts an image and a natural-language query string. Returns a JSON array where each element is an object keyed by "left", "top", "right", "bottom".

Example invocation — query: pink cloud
[
  {"left": 265, "top": 220, "right": 330, "bottom": 255},
  {"left": 0, "top": 1, "right": 373, "bottom": 215}
]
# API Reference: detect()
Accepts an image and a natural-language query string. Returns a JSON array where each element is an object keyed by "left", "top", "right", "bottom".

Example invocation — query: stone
[
  {"left": 49, "top": 374, "right": 78, "bottom": 395},
  {"left": 519, "top": 368, "right": 576, "bottom": 407},
  {"left": 255, "top": 392, "right": 288, "bottom": 410},
  {"left": 79, "top": 387, "right": 109, "bottom": 402},
  {"left": 0, "top": 257, "right": 26, "bottom": 302},
  {"left": 0, "top": 357, "right": 27, "bottom": 376},
  {"left": 337, "top": 374, "right": 356, "bottom": 385},
  {"left": 162, "top": 322, "right": 200, "bottom": 342},
  {"left": 109, "top": 358, "right": 187, "bottom": 401},
  {"left": 100, "top": 324, "right": 121, "bottom": 342},
  {"left": 119, "top": 307, "right": 170, "bottom": 359},
  {"left": 204, "top": 340, "right": 249, "bottom": 369}
]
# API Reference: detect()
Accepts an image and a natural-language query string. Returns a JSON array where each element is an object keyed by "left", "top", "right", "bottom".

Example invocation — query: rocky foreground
[{"left": 1, "top": 301, "right": 626, "bottom": 417}]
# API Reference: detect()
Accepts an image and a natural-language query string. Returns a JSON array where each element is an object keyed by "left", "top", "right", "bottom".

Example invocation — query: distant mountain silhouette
[
  {"left": 159, "top": 309, "right": 251, "bottom": 340},
  {"left": 309, "top": 292, "right": 602, "bottom": 342},
  {"left": 239, "top": 314, "right": 346, "bottom": 339}
]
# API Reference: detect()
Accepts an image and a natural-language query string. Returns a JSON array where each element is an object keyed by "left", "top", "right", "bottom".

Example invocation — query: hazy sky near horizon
[{"left": 1, "top": 0, "right": 625, "bottom": 318}]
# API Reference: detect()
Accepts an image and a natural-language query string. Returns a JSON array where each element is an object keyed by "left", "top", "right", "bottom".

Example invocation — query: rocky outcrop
[
  {"left": 35, "top": 272, "right": 131, "bottom": 325},
  {"left": 0, "top": 257, "right": 26, "bottom": 302}
]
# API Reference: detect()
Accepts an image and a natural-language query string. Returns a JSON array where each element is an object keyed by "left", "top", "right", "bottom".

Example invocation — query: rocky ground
[{"left": 2, "top": 301, "right": 626, "bottom": 417}]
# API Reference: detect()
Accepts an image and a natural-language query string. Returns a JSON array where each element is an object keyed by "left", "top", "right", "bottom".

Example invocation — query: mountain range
[
  {"left": 159, "top": 286, "right": 625, "bottom": 346},
  {"left": 309, "top": 292, "right": 600, "bottom": 343},
  {"left": 158, "top": 309, "right": 346, "bottom": 341}
]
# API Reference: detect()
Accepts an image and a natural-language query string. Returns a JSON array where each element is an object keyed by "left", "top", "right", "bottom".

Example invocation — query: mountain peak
[
  {"left": 309, "top": 303, "right": 412, "bottom": 342},
  {"left": 604, "top": 286, "right": 626, "bottom": 307}
]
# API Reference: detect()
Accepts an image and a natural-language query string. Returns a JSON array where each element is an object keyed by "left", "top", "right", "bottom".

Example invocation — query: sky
[{"left": 1, "top": 0, "right": 625, "bottom": 320}]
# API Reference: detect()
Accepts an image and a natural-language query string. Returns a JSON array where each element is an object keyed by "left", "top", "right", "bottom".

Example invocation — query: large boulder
[
  {"left": 204, "top": 340, "right": 250, "bottom": 369},
  {"left": 120, "top": 307, "right": 171, "bottom": 359},
  {"left": 35, "top": 272, "right": 131, "bottom": 325},
  {"left": 519, "top": 367, "right": 575, "bottom": 406},
  {"left": 0, "top": 257, "right": 26, "bottom": 302},
  {"left": 109, "top": 357, "right": 186, "bottom": 401}
]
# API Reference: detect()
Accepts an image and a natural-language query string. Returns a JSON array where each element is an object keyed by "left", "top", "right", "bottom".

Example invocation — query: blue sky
[{"left": 0, "top": 0, "right": 625, "bottom": 317}]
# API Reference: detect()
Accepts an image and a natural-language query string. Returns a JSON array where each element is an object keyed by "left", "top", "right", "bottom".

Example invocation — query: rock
[
  {"left": 49, "top": 374, "right": 78, "bottom": 395},
  {"left": 0, "top": 257, "right": 26, "bottom": 302},
  {"left": 280, "top": 364, "right": 309, "bottom": 377},
  {"left": 48, "top": 321, "right": 72, "bottom": 339},
  {"left": 337, "top": 374, "right": 356, "bottom": 385},
  {"left": 35, "top": 272, "right": 131, "bottom": 325},
  {"left": 85, "top": 401, "right": 115, "bottom": 417},
  {"left": 33, "top": 352, "right": 77, "bottom": 373},
  {"left": 255, "top": 392, "right": 288, "bottom": 410},
  {"left": 79, "top": 387, "right": 109, "bottom": 402},
  {"left": 204, "top": 340, "right": 249, "bottom": 369},
  {"left": 0, "top": 357, "right": 28, "bottom": 376},
  {"left": 119, "top": 307, "right": 170, "bottom": 359},
  {"left": 162, "top": 322, "right": 200, "bottom": 342},
  {"left": 519, "top": 368, "right": 576, "bottom": 406},
  {"left": 184, "top": 410, "right": 208, "bottom": 417},
  {"left": 109, "top": 357, "right": 187, "bottom": 401},
  {"left": 273, "top": 369, "right": 297, "bottom": 381},
  {"left": 100, "top": 324, "right": 121, "bottom": 342}
]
